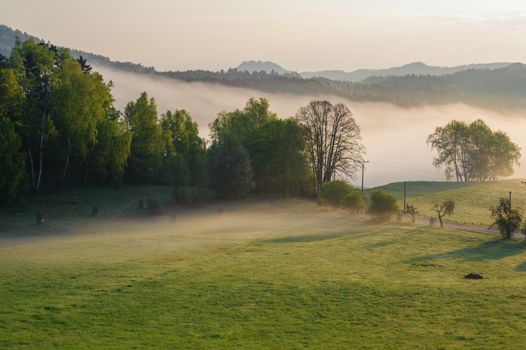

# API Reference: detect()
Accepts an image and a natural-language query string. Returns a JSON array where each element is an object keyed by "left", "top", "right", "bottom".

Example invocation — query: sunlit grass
[
  {"left": 373, "top": 179, "right": 526, "bottom": 226},
  {"left": 1, "top": 191, "right": 526, "bottom": 348}
]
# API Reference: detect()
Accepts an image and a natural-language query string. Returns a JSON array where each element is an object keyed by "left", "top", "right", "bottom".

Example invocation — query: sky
[{"left": 1, "top": 0, "right": 526, "bottom": 71}]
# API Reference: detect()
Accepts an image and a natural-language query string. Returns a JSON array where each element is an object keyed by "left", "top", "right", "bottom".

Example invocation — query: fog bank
[{"left": 96, "top": 65, "right": 526, "bottom": 188}]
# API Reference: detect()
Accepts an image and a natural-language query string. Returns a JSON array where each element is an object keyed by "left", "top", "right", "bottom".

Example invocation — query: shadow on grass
[
  {"left": 365, "top": 227, "right": 426, "bottom": 249},
  {"left": 515, "top": 261, "right": 526, "bottom": 272},
  {"left": 263, "top": 230, "right": 365, "bottom": 244},
  {"left": 410, "top": 239, "right": 526, "bottom": 263}
]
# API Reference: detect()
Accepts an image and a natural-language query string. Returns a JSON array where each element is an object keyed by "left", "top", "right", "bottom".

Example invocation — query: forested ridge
[{"left": 2, "top": 24, "right": 526, "bottom": 110}]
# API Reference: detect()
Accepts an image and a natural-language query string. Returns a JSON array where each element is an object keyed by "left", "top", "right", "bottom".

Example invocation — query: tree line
[{"left": 0, "top": 38, "right": 365, "bottom": 205}]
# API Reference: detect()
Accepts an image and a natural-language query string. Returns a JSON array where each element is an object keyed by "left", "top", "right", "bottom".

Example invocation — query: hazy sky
[{"left": 1, "top": 0, "right": 526, "bottom": 71}]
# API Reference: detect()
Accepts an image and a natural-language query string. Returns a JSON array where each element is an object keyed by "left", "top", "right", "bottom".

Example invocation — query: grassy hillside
[
  {"left": 371, "top": 180, "right": 526, "bottom": 226},
  {"left": 1, "top": 191, "right": 526, "bottom": 348}
]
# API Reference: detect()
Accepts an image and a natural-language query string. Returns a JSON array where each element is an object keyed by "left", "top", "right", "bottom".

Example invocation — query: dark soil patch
[{"left": 464, "top": 273, "right": 483, "bottom": 279}]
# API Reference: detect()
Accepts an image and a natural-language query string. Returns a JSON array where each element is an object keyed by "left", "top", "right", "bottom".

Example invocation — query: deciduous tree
[
  {"left": 433, "top": 200, "right": 455, "bottom": 228},
  {"left": 296, "top": 100, "right": 363, "bottom": 192},
  {"left": 124, "top": 92, "right": 166, "bottom": 183},
  {"left": 0, "top": 117, "right": 25, "bottom": 203}
]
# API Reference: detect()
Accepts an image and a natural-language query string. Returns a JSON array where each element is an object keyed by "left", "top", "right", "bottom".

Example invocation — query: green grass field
[
  {"left": 372, "top": 179, "right": 526, "bottom": 226},
  {"left": 1, "top": 187, "right": 526, "bottom": 349}
]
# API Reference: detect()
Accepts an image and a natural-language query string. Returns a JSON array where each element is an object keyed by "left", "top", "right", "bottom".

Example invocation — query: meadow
[
  {"left": 373, "top": 179, "right": 526, "bottom": 226},
  {"left": 1, "top": 186, "right": 526, "bottom": 349}
]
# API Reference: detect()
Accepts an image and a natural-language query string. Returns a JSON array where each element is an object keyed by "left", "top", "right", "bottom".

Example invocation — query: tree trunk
[
  {"left": 62, "top": 137, "right": 72, "bottom": 187},
  {"left": 35, "top": 113, "right": 47, "bottom": 194},
  {"left": 28, "top": 144, "right": 36, "bottom": 193},
  {"left": 438, "top": 215, "right": 444, "bottom": 228},
  {"left": 83, "top": 161, "right": 89, "bottom": 184}
]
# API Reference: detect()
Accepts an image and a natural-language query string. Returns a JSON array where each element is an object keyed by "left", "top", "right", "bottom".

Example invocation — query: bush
[
  {"left": 318, "top": 181, "right": 354, "bottom": 206},
  {"left": 490, "top": 198, "right": 522, "bottom": 239},
  {"left": 318, "top": 181, "right": 365, "bottom": 213},
  {"left": 405, "top": 204, "right": 418, "bottom": 223},
  {"left": 343, "top": 191, "right": 366, "bottom": 213},
  {"left": 369, "top": 190, "right": 399, "bottom": 221}
]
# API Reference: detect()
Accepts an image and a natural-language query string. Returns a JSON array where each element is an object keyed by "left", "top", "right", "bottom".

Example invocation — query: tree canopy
[
  {"left": 209, "top": 98, "right": 312, "bottom": 197},
  {"left": 428, "top": 119, "right": 520, "bottom": 182},
  {"left": 297, "top": 100, "right": 364, "bottom": 192}
]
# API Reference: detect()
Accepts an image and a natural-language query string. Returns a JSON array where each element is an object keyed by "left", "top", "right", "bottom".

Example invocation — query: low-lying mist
[
  {"left": 96, "top": 65, "right": 526, "bottom": 187},
  {"left": 0, "top": 200, "right": 368, "bottom": 261}
]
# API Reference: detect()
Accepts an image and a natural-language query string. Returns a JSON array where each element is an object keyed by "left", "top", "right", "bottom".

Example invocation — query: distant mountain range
[
  {"left": 236, "top": 60, "right": 513, "bottom": 82},
  {"left": 2, "top": 24, "right": 526, "bottom": 110},
  {"left": 0, "top": 24, "right": 516, "bottom": 84}
]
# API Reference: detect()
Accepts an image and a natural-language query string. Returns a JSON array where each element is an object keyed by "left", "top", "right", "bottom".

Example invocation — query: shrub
[
  {"left": 405, "top": 204, "right": 418, "bottom": 223},
  {"left": 369, "top": 190, "right": 398, "bottom": 221},
  {"left": 318, "top": 181, "right": 355, "bottom": 207},
  {"left": 490, "top": 198, "right": 522, "bottom": 239},
  {"left": 343, "top": 191, "right": 366, "bottom": 213}
]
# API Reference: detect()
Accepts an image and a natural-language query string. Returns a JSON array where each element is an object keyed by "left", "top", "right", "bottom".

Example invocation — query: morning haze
[
  {"left": 2, "top": 1, "right": 526, "bottom": 349},
  {"left": 1, "top": 0, "right": 526, "bottom": 71}
]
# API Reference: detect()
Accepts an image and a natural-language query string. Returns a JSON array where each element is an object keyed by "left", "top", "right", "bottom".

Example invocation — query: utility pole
[
  {"left": 403, "top": 182, "right": 407, "bottom": 213},
  {"left": 509, "top": 191, "right": 512, "bottom": 237},
  {"left": 361, "top": 163, "right": 365, "bottom": 192},
  {"left": 360, "top": 161, "right": 370, "bottom": 192}
]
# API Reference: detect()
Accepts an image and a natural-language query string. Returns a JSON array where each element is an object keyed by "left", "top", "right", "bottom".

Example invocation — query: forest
[{"left": 1, "top": 38, "right": 368, "bottom": 205}]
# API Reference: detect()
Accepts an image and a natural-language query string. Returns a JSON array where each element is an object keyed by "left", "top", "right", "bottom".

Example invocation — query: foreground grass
[
  {"left": 1, "top": 196, "right": 526, "bottom": 348},
  {"left": 373, "top": 179, "right": 526, "bottom": 226}
]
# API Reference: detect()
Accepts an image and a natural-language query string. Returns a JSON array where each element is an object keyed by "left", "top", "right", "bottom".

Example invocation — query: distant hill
[
  {"left": 0, "top": 24, "right": 36, "bottom": 56},
  {"left": 234, "top": 60, "right": 513, "bottom": 82},
  {"left": 236, "top": 60, "right": 289, "bottom": 74},
  {"left": 370, "top": 179, "right": 526, "bottom": 226},
  {"left": 0, "top": 24, "right": 156, "bottom": 74},
  {"left": 300, "top": 61, "right": 513, "bottom": 82},
  {"left": 1, "top": 24, "right": 526, "bottom": 110}
]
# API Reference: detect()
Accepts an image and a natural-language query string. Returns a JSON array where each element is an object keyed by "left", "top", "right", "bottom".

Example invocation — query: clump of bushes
[
  {"left": 369, "top": 190, "right": 398, "bottom": 221},
  {"left": 318, "top": 181, "right": 365, "bottom": 213}
]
